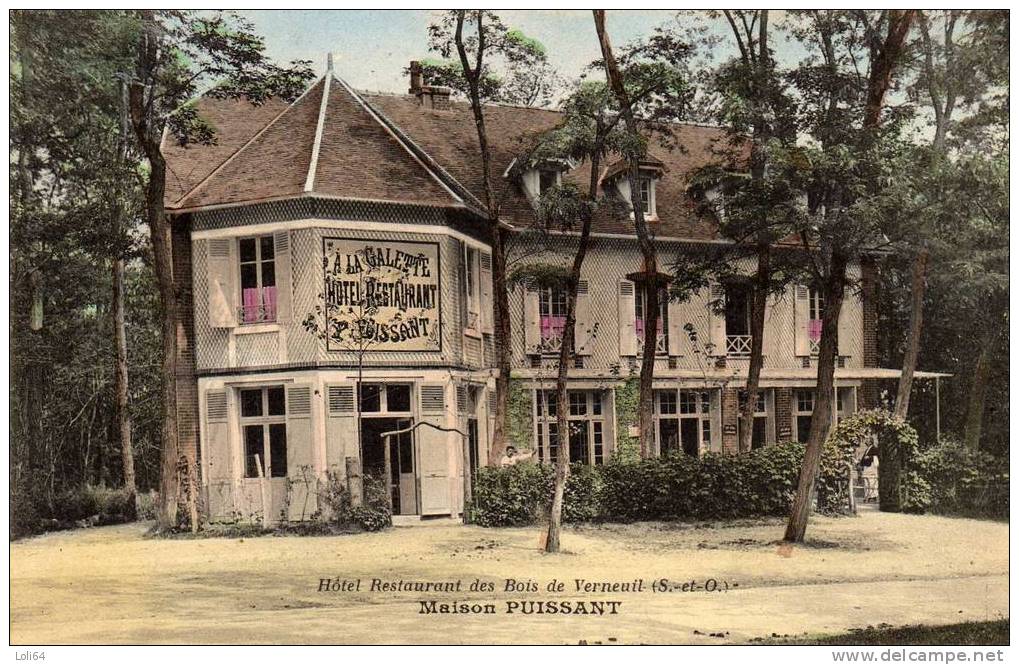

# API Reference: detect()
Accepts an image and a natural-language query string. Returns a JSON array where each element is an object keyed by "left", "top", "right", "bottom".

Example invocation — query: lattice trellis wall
[{"left": 506, "top": 235, "right": 866, "bottom": 373}]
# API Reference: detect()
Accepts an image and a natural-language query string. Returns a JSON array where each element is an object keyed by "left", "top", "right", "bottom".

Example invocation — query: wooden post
[
  {"left": 382, "top": 434, "right": 394, "bottom": 516},
  {"left": 462, "top": 427, "right": 472, "bottom": 525},
  {"left": 345, "top": 456, "right": 363, "bottom": 508},
  {"left": 254, "top": 454, "right": 269, "bottom": 529}
]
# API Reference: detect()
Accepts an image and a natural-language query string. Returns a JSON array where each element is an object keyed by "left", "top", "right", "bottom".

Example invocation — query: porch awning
[{"left": 512, "top": 367, "right": 951, "bottom": 386}]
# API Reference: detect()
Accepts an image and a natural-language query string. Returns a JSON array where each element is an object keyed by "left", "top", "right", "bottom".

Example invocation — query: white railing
[
  {"left": 239, "top": 304, "right": 276, "bottom": 325},
  {"left": 637, "top": 331, "right": 669, "bottom": 356},
  {"left": 536, "top": 332, "right": 563, "bottom": 356},
  {"left": 809, "top": 338, "right": 821, "bottom": 355},
  {"left": 726, "top": 334, "right": 752, "bottom": 357}
]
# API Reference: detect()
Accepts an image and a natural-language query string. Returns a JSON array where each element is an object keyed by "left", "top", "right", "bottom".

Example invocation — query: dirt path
[{"left": 10, "top": 511, "right": 1008, "bottom": 644}]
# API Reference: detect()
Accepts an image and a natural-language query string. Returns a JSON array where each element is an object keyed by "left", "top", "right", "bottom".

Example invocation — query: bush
[
  {"left": 317, "top": 471, "right": 392, "bottom": 532},
  {"left": 909, "top": 438, "right": 1008, "bottom": 519},
  {"left": 469, "top": 439, "right": 854, "bottom": 527}
]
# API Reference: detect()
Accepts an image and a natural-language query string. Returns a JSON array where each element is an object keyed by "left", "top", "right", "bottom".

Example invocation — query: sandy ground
[{"left": 10, "top": 509, "right": 1008, "bottom": 645}]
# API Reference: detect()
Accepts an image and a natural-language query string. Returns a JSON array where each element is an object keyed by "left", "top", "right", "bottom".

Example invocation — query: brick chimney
[
  {"left": 408, "top": 60, "right": 424, "bottom": 94},
  {"left": 408, "top": 60, "right": 451, "bottom": 111}
]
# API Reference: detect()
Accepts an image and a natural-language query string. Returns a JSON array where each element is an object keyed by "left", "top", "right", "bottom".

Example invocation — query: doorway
[{"left": 360, "top": 417, "right": 417, "bottom": 515}]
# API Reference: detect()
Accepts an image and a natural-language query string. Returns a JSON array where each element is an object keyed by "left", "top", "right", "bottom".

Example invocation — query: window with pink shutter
[
  {"left": 808, "top": 287, "right": 825, "bottom": 342},
  {"left": 239, "top": 236, "right": 277, "bottom": 324},
  {"left": 539, "top": 287, "right": 567, "bottom": 341}
]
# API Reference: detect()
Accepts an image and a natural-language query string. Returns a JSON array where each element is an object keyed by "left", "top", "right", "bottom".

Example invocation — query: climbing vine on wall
[
  {"left": 507, "top": 379, "right": 534, "bottom": 451},
  {"left": 613, "top": 377, "right": 641, "bottom": 463}
]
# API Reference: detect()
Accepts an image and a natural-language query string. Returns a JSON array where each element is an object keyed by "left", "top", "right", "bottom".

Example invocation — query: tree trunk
[
  {"left": 963, "top": 324, "right": 997, "bottom": 450},
  {"left": 112, "top": 258, "right": 136, "bottom": 495},
  {"left": 545, "top": 158, "right": 599, "bottom": 553},
  {"left": 594, "top": 9, "right": 659, "bottom": 458},
  {"left": 128, "top": 32, "right": 183, "bottom": 528},
  {"left": 489, "top": 226, "right": 513, "bottom": 463},
  {"left": 784, "top": 255, "right": 846, "bottom": 542},
  {"left": 453, "top": 11, "right": 512, "bottom": 464},
  {"left": 893, "top": 246, "right": 929, "bottom": 419},
  {"left": 739, "top": 244, "right": 770, "bottom": 452}
]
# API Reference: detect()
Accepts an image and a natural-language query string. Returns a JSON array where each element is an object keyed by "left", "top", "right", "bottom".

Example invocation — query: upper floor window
[
  {"left": 634, "top": 287, "right": 668, "bottom": 356},
  {"left": 464, "top": 246, "right": 481, "bottom": 333},
  {"left": 240, "top": 386, "right": 286, "bottom": 478},
  {"left": 239, "top": 236, "right": 276, "bottom": 324},
  {"left": 537, "top": 286, "right": 568, "bottom": 354},
  {"left": 809, "top": 286, "right": 825, "bottom": 352},
  {"left": 638, "top": 176, "right": 654, "bottom": 215},
  {"left": 724, "top": 283, "right": 754, "bottom": 357},
  {"left": 538, "top": 169, "right": 560, "bottom": 196}
]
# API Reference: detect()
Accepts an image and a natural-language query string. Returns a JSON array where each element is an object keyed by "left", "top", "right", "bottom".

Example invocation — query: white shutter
[
  {"left": 617, "top": 280, "right": 637, "bottom": 356},
  {"left": 418, "top": 384, "right": 451, "bottom": 516},
  {"left": 764, "top": 293, "right": 781, "bottom": 359},
  {"left": 837, "top": 291, "right": 854, "bottom": 357},
  {"left": 204, "top": 389, "right": 231, "bottom": 480},
  {"left": 794, "top": 284, "right": 810, "bottom": 357},
  {"left": 479, "top": 252, "right": 494, "bottom": 333},
  {"left": 574, "top": 279, "right": 593, "bottom": 356},
  {"left": 708, "top": 283, "right": 726, "bottom": 356},
  {"left": 325, "top": 383, "right": 357, "bottom": 473},
  {"left": 523, "top": 283, "right": 541, "bottom": 353},
  {"left": 285, "top": 383, "right": 316, "bottom": 521},
  {"left": 273, "top": 231, "right": 292, "bottom": 323},
  {"left": 667, "top": 294, "right": 684, "bottom": 356},
  {"left": 207, "top": 239, "right": 237, "bottom": 328}
]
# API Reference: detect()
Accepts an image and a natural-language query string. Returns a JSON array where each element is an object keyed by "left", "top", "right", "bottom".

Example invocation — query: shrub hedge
[
  {"left": 902, "top": 438, "right": 1009, "bottom": 519},
  {"left": 469, "top": 440, "right": 854, "bottom": 527}
]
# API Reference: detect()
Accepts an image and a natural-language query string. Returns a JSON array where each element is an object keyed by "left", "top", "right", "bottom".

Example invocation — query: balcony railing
[
  {"left": 726, "top": 334, "right": 752, "bottom": 357},
  {"left": 636, "top": 320, "right": 668, "bottom": 356},
  {"left": 239, "top": 303, "right": 277, "bottom": 325},
  {"left": 537, "top": 315, "right": 566, "bottom": 355}
]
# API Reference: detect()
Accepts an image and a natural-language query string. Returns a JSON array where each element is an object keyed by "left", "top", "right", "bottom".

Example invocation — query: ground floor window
[
  {"left": 534, "top": 390, "right": 605, "bottom": 465},
  {"left": 793, "top": 387, "right": 855, "bottom": 443},
  {"left": 655, "top": 389, "right": 713, "bottom": 457},
  {"left": 737, "top": 389, "right": 771, "bottom": 450},
  {"left": 239, "top": 386, "right": 287, "bottom": 478}
]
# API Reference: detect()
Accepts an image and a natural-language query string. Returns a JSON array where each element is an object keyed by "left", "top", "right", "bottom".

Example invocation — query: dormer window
[
  {"left": 538, "top": 169, "right": 560, "bottom": 196},
  {"left": 638, "top": 176, "right": 654, "bottom": 216},
  {"left": 603, "top": 155, "right": 664, "bottom": 220}
]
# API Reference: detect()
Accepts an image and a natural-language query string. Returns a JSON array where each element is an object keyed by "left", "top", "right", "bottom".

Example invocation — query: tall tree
[
  {"left": 427, "top": 11, "right": 557, "bottom": 463},
  {"left": 122, "top": 10, "right": 312, "bottom": 530},
  {"left": 784, "top": 10, "right": 916, "bottom": 542},
  {"left": 592, "top": 10, "right": 693, "bottom": 457},
  {"left": 520, "top": 83, "right": 625, "bottom": 553}
]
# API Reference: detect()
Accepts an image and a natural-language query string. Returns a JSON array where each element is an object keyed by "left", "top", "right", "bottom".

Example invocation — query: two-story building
[{"left": 163, "top": 62, "right": 888, "bottom": 523}]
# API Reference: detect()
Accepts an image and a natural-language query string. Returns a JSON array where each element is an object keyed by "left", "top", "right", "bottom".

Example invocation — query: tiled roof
[{"left": 164, "top": 74, "right": 741, "bottom": 241}]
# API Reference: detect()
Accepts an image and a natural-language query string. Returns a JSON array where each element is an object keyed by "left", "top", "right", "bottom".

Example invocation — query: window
[
  {"left": 738, "top": 389, "right": 770, "bottom": 450},
  {"left": 464, "top": 246, "right": 481, "bottom": 332},
  {"left": 358, "top": 383, "right": 413, "bottom": 414},
  {"left": 808, "top": 286, "right": 825, "bottom": 353},
  {"left": 535, "top": 390, "right": 606, "bottom": 465},
  {"left": 724, "top": 283, "right": 753, "bottom": 356},
  {"left": 655, "top": 389, "right": 714, "bottom": 457},
  {"left": 638, "top": 177, "right": 652, "bottom": 214},
  {"left": 537, "top": 286, "right": 568, "bottom": 355},
  {"left": 635, "top": 287, "right": 668, "bottom": 355},
  {"left": 793, "top": 388, "right": 852, "bottom": 443},
  {"left": 240, "top": 386, "right": 287, "bottom": 478},
  {"left": 538, "top": 169, "right": 559, "bottom": 195},
  {"left": 239, "top": 236, "right": 277, "bottom": 324}
]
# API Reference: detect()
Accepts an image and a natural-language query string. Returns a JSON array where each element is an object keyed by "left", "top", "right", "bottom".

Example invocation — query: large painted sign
[{"left": 323, "top": 238, "right": 441, "bottom": 352}]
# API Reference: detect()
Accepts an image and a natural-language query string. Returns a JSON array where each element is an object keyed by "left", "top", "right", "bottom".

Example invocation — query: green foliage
[
  {"left": 828, "top": 410, "right": 919, "bottom": 512},
  {"left": 507, "top": 380, "right": 535, "bottom": 452},
  {"left": 317, "top": 472, "right": 392, "bottom": 532},
  {"left": 470, "top": 440, "right": 853, "bottom": 527},
  {"left": 905, "top": 438, "right": 1009, "bottom": 518},
  {"left": 613, "top": 378, "right": 640, "bottom": 462}
]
